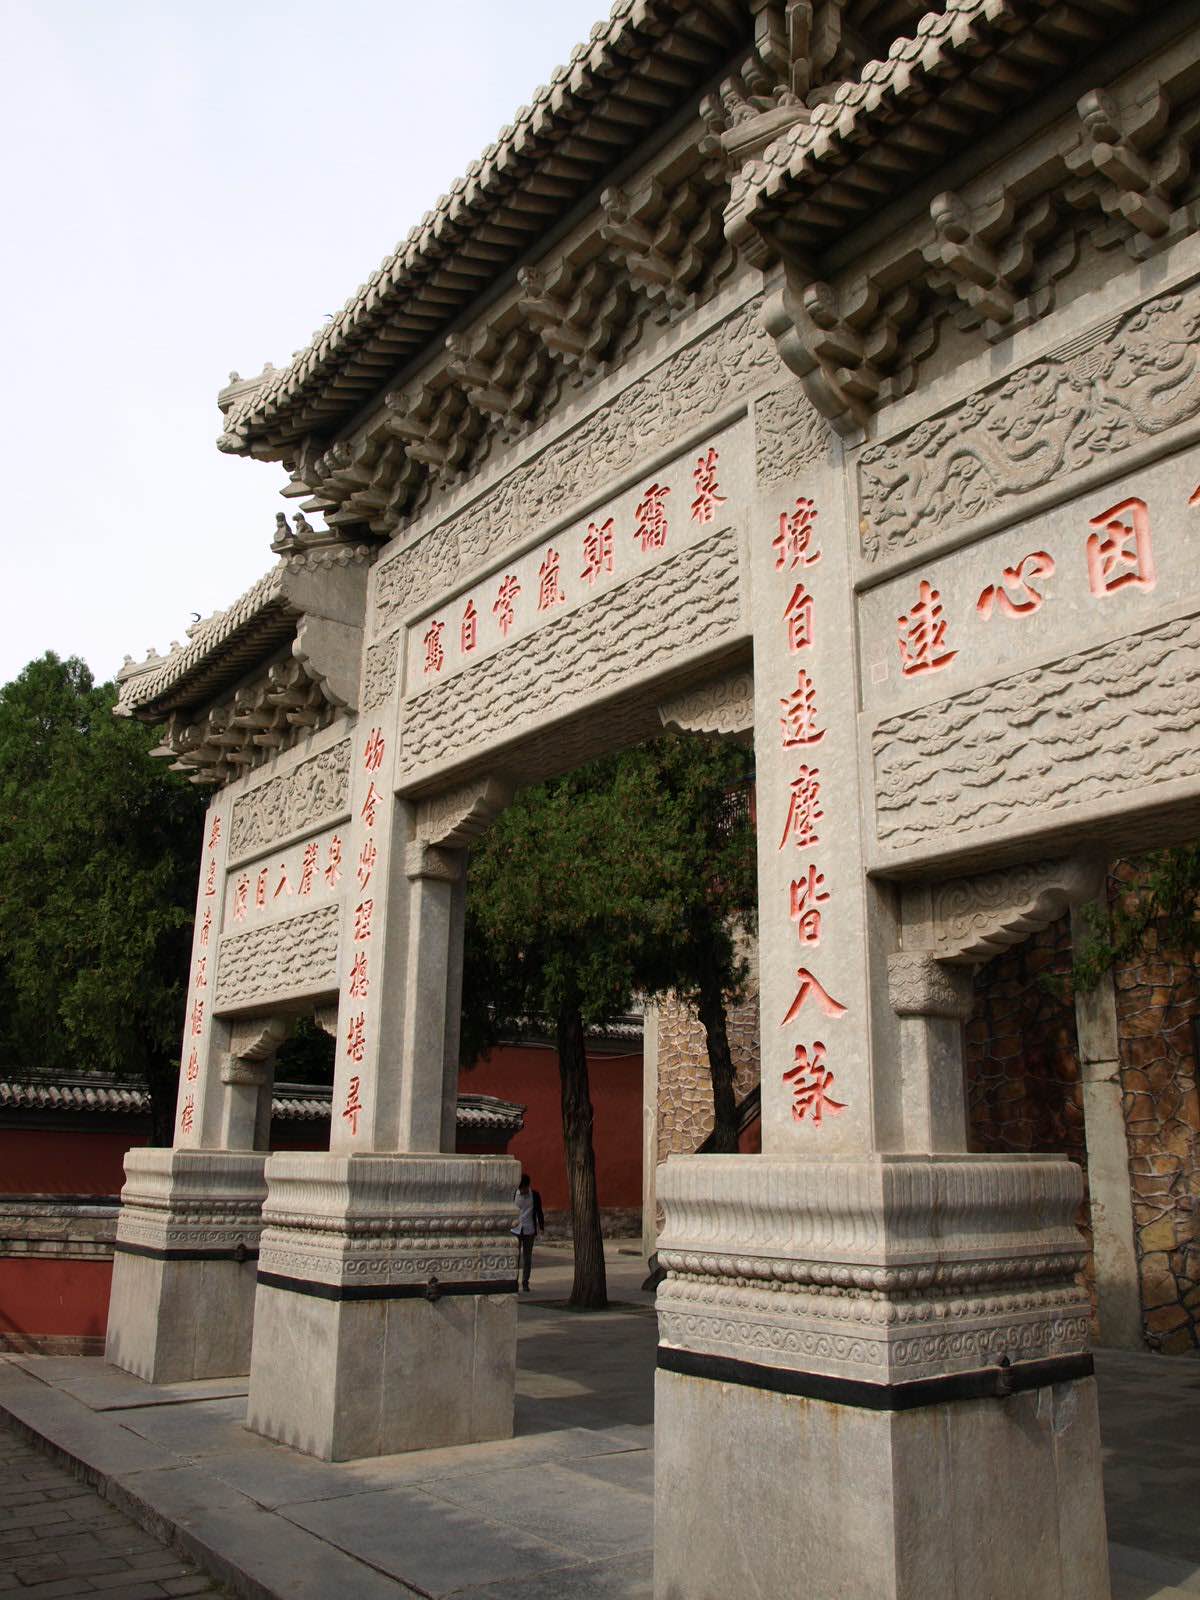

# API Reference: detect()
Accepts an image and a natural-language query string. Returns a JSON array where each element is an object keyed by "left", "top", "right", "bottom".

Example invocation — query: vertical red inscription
[
  {"left": 299, "top": 842, "right": 318, "bottom": 896},
  {"left": 494, "top": 575, "right": 521, "bottom": 637},
  {"left": 784, "top": 583, "right": 814, "bottom": 652},
  {"left": 634, "top": 483, "right": 670, "bottom": 552},
  {"left": 773, "top": 498, "right": 821, "bottom": 571},
  {"left": 783, "top": 1043, "right": 845, "bottom": 1126},
  {"left": 1087, "top": 497, "right": 1156, "bottom": 595},
  {"left": 342, "top": 1075, "right": 363, "bottom": 1136},
  {"left": 778, "top": 767, "right": 823, "bottom": 851},
  {"left": 324, "top": 834, "right": 343, "bottom": 888},
  {"left": 537, "top": 547, "right": 565, "bottom": 610},
  {"left": 461, "top": 599, "right": 478, "bottom": 653},
  {"left": 423, "top": 621, "right": 445, "bottom": 674},
  {"left": 789, "top": 865, "right": 829, "bottom": 946},
  {"left": 348, "top": 951, "right": 369, "bottom": 999},
  {"left": 780, "top": 968, "right": 847, "bottom": 1026},
  {"left": 581, "top": 519, "right": 614, "bottom": 585},
  {"left": 780, "top": 670, "right": 825, "bottom": 748},
  {"left": 898, "top": 580, "right": 957, "bottom": 677},
  {"left": 977, "top": 552, "right": 1055, "bottom": 619},
  {"left": 690, "top": 447, "right": 725, "bottom": 524}
]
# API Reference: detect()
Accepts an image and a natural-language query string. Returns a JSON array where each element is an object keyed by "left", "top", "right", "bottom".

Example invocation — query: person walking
[{"left": 513, "top": 1172, "right": 545, "bottom": 1293}]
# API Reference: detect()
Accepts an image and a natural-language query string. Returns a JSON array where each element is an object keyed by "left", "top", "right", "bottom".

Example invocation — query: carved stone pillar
[
  {"left": 247, "top": 774, "right": 517, "bottom": 1460},
  {"left": 653, "top": 442, "right": 1111, "bottom": 1600}
]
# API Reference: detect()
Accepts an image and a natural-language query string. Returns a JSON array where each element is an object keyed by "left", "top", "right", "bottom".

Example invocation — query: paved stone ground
[
  {"left": 0, "top": 1424, "right": 225, "bottom": 1598},
  {"left": 0, "top": 1243, "right": 1197, "bottom": 1599}
]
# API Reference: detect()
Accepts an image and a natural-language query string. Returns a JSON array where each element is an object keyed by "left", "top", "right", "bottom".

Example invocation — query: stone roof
[
  {"left": 726, "top": 0, "right": 1157, "bottom": 253},
  {"left": 0, "top": 1078, "right": 525, "bottom": 1135},
  {"left": 114, "top": 565, "right": 293, "bottom": 720},
  {"left": 217, "top": 0, "right": 749, "bottom": 458}
]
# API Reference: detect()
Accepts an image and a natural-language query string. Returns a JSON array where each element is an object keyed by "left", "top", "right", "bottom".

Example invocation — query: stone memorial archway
[{"left": 108, "top": 3, "right": 1200, "bottom": 1593}]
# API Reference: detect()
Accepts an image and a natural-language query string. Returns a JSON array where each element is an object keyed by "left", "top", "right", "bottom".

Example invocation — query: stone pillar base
[
  {"left": 654, "top": 1153, "right": 1110, "bottom": 1600},
  {"left": 105, "top": 1148, "right": 267, "bottom": 1384},
  {"left": 247, "top": 1151, "right": 520, "bottom": 1461}
]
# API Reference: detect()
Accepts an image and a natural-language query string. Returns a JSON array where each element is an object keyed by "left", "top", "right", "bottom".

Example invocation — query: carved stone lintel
[
  {"left": 313, "top": 1005, "right": 338, "bottom": 1039},
  {"left": 228, "top": 1016, "right": 292, "bottom": 1063},
  {"left": 922, "top": 857, "right": 1105, "bottom": 967},
  {"left": 405, "top": 841, "right": 461, "bottom": 883},
  {"left": 416, "top": 777, "right": 513, "bottom": 850},
  {"left": 658, "top": 671, "right": 754, "bottom": 740},
  {"left": 220, "top": 1058, "right": 272, "bottom": 1088},
  {"left": 887, "top": 952, "right": 975, "bottom": 1020}
]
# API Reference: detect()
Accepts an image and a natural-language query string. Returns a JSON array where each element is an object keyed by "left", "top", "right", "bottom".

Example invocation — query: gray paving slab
[
  {"left": 420, "top": 1458, "right": 653, "bottom": 1561},
  {"left": 278, "top": 1483, "right": 585, "bottom": 1595},
  {"left": 5, "top": 1359, "right": 248, "bottom": 1414},
  {"left": 557, "top": 1446, "right": 656, "bottom": 1496},
  {"left": 462, "top": 1550, "right": 655, "bottom": 1600},
  {"left": 104, "top": 1400, "right": 254, "bottom": 1459}
]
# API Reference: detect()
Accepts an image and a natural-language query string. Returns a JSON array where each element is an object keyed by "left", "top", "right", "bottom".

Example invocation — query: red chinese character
[
  {"left": 1190, "top": 485, "right": 1200, "bottom": 507},
  {"left": 783, "top": 1043, "right": 846, "bottom": 1127},
  {"left": 780, "top": 670, "right": 824, "bottom": 748},
  {"left": 361, "top": 782, "right": 382, "bottom": 829},
  {"left": 780, "top": 967, "right": 847, "bottom": 1026},
  {"left": 773, "top": 498, "right": 820, "bottom": 571},
  {"left": 537, "top": 547, "right": 565, "bottom": 610},
  {"left": 298, "top": 841, "right": 318, "bottom": 896},
  {"left": 977, "top": 551, "right": 1056, "bottom": 619},
  {"left": 357, "top": 838, "right": 377, "bottom": 889},
  {"left": 494, "top": 574, "right": 521, "bottom": 637},
  {"left": 190, "top": 998, "right": 205, "bottom": 1037},
  {"left": 423, "top": 620, "right": 446, "bottom": 674},
  {"left": 634, "top": 483, "right": 670, "bottom": 552},
  {"left": 363, "top": 728, "right": 386, "bottom": 771},
  {"left": 346, "top": 1013, "right": 367, "bottom": 1065},
  {"left": 255, "top": 868, "right": 268, "bottom": 909},
  {"left": 179, "top": 1095, "right": 195, "bottom": 1134},
  {"left": 204, "top": 856, "right": 217, "bottom": 897},
  {"left": 185, "top": 1049, "right": 199, "bottom": 1083},
  {"left": 325, "top": 834, "right": 343, "bottom": 888},
  {"left": 233, "top": 876, "right": 249, "bottom": 922},
  {"left": 199, "top": 907, "right": 212, "bottom": 948},
  {"left": 1086, "top": 497, "right": 1156, "bottom": 596},
  {"left": 273, "top": 862, "right": 292, "bottom": 898},
  {"left": 691, "top": 447, "right": 725, "bottom": 525},
  {"left": 778, "top": 766, "right": 823, "bottom": 851},
  {"left": 461, "top": 599, "right": 478, "bottom": 653},
  {"left": 342, "top": 1074, "right": 363, "bottom": 1136},
  {"left": 354, "top": 899, "right": 374, "bottom": 942},
  {"left": 897, "top": 580, "right": 957, "bottom": 676},
  {"left": 784, "top": 583, "right": 814, "bottom": 652},
  {"left": 790, "top": 866, "right": 829, "bottom": 946},
  {"left": 348, "top": 951, "right": 369, "bottom": 1000},
  {"left": 194, "top": 956, "right": 207, "bottom": 989},
  {"left": 581, "top": 519, "right": 614, "bottom": 585},
  {"left": 208, "top": 816, "right": 222, "bottom": 851}
]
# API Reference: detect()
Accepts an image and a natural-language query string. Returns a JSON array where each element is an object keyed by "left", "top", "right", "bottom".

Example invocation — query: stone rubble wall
[
  {"left": 962, "top": 916, "right": 1097, "bottom": 1326},
  {"left": 1109, "top": 864, "right": 1200, "bottom": 1355}
]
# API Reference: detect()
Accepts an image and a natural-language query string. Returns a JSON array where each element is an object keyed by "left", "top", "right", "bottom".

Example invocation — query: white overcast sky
[{"left": 0, "top": 0, "right": 607, "bottom": 688}]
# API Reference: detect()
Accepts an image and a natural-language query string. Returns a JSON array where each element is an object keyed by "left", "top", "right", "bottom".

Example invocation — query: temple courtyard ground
[{"left": 1, "top": 1244, "right": 1197, "bottom": 1600}]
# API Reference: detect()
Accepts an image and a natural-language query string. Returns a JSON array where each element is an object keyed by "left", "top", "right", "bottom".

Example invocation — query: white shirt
[{"left": 515, "top": 1188, "right": 536, "bottom": 1235}]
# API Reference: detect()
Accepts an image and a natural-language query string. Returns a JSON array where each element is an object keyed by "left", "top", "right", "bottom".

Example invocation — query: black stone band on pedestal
[
  {"left": 255, "top": 1270, "right": 519, "bottom": 1302},
  {"left": 657, "top": 1346, "right": 1094, "bottom": 1410},
  {"left": 112, "top": 1240, "right": 259, "bottom": 1263}
]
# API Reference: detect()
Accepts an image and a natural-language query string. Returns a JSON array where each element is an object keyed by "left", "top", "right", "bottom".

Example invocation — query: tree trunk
[
  {"left": 696, "top": 971, "right": 740, "bottom": 1154},
  {"left": 556, "top": 1005, "right": 608, "bottom": 1309}
]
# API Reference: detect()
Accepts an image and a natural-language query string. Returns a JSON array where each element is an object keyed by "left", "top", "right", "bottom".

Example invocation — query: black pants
[{"left": 518, "top": 1231, "right": 534, "bottom": 1287}]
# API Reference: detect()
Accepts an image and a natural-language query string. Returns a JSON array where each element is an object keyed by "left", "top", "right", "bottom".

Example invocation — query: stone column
[
  {"left": 1071, "top": 897, "right": 1144, "bottom": 1349},
  {"left": 247, "top": 757, "right": 521, "bottom": 1460},
  {"left": 653, "top": 431, "right": 1111, "bottom": 1599},
  {"left": 106, "top": 790, "right": 280, "bottom": 1383}
]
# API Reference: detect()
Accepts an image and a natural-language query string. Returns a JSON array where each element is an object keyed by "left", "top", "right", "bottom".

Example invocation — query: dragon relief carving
[
  {"left": 858, "top": 287, "right": 1200, "bottom": 563},
  {"left": 873, "top": 612, "right": 1200, "bottom": 853},
  {"left": 213, "top": 905, "right": 340, "bottom": 1010},
  {"left": 227, "top": 739, "right": 351, "bottom": 861},
  {"left": 754, "top": 382, "right": 832, "bottom": 483},
  {"left": 362, "top": 631, "right": 399, "bottom": 712},
  {"left": 402, "top": 527, "right": 741, "bottom": 772},
  {"left": 372, "top": 298, "right": 777, "bottom": 634}
]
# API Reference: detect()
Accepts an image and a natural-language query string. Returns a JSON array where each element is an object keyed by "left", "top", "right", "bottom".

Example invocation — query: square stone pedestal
[
  {"left": 105, "top": 1147, "right": 268, "bottom": 1383},
  {"left": 653, "top": 1152, "right": 1111, "bottom": 1600},
  {"left": 247, "top": 1150, "right": 520, "bottom": 1461}
]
